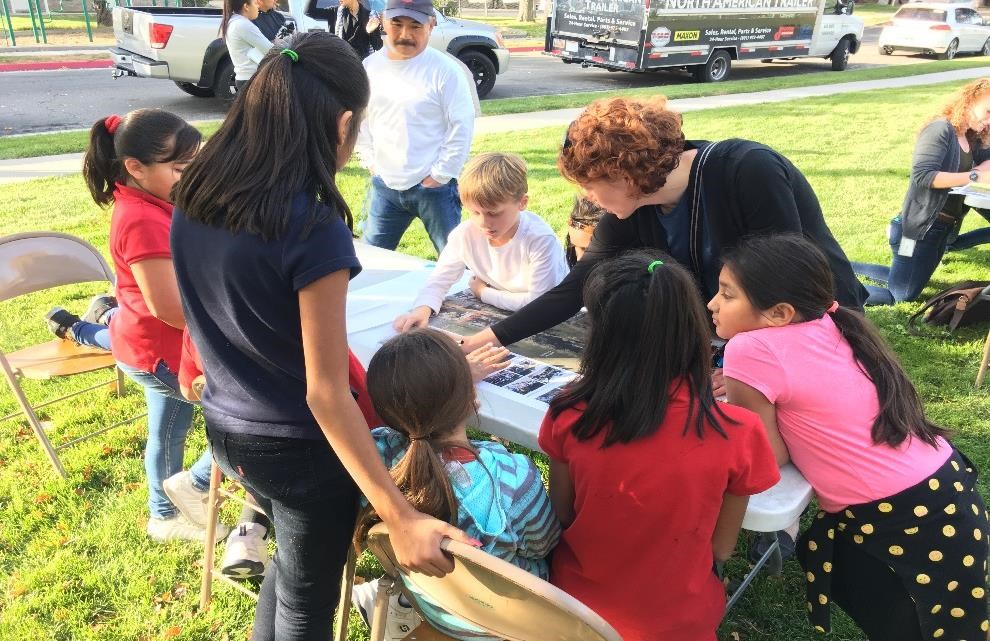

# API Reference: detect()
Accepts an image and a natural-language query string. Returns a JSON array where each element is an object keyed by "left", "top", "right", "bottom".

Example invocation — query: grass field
[{"left": 3, "top": 79, "right": 990, "bottom": 640}]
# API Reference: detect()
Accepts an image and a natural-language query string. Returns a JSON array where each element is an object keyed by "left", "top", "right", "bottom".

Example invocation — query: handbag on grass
[{"left": 907, "top": 280, "right": 990, "bottom": 334}]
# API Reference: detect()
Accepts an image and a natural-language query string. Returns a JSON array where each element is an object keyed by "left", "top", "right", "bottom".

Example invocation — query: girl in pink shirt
[{"left": 709, "top": 233, "right": 989, "bottom": 641}]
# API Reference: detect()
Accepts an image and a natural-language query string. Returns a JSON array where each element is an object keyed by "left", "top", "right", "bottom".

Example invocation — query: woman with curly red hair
[
  {"left": 854, "top": 78, "right": 990, "bottom": 304},
  {"left": 460, "top": 96, "right": 866, "bottom": 355}
]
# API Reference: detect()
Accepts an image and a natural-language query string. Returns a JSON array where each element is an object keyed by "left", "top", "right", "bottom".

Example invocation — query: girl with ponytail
[
  {"left": 711, "top": 233, "right": 989, "bottom": 641},
  {"left": 353, "top": 328, "right": 560, "bottom": 640}
]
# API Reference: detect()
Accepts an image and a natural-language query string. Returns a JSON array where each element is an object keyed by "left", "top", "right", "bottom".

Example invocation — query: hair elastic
[
  {"left": 104, "top": 114, "right": 122, "bottom": 135},
  {"left": 827, "top": 301, "right": 839, "bottom": 314},
  {"left": 647, "top": 259, "right": 664, "bottom": 274},
  {"left": 408, "top": 435, "right": 430, "bottom": 442},
  {"left": 281, "top": 48, "right": 299, "bottom": 62}
]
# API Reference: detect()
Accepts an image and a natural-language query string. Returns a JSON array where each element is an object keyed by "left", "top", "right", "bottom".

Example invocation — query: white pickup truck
[{"left": 109, "top": 3, "right": 510, "bottom": 99}]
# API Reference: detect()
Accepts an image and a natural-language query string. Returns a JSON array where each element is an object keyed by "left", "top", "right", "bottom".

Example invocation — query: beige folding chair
[
  {"left": 0, "top": 231, "right": 144, "bottom": 477},
  {"left": 358, "top": 522, "right": 624, "bottom": 641}
]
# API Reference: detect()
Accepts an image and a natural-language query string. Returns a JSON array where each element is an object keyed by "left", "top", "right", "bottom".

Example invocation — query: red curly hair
[
  {"left": 931, "top": 77, "right": 990, "bottom": 144},
  {"left": 558, "top": 96, "right": 685, "bottom": 196}
]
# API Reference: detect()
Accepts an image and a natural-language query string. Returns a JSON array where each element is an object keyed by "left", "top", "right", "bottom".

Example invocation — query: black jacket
[
  {"left": 252, "top": 9, "right": 286, "bottom": 41},
  {"left": 491, "top": 139, "right": 868, "bottom": 346}
]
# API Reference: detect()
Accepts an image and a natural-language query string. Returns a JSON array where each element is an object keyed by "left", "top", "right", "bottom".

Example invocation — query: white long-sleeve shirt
[
  {"left": 413, "top": 211, "right": 569, "bottom": 313},
  {"left": 226, "top": 14, "right": 272, "bottom": 81},
  {"left": 356, "top": 47, "right": 475, "bottom": 190}
]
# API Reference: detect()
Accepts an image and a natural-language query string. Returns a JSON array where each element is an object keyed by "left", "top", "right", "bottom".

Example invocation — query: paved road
[{"left": 0, "top": 27, "right": 965, "bottom": 136}]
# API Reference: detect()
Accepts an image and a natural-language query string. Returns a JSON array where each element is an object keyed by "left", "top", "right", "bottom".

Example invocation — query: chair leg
[
  {"left": 369, "top": 575, "right": 393, "bottom": 641},
  {"left": 115, "top": 366, "right": 127, "bottom": 397},
  {"left": 977, "top": 327, "right": 990, "bottom": 388},
  {"left": 334, "top": 546, "right": 358, "bottom": 641},
  {"left": 199, "top": 460, "right": 224, "bottom": 611},
  {"left": 0, "top": 362, "right": 66, "bottom": 477}
]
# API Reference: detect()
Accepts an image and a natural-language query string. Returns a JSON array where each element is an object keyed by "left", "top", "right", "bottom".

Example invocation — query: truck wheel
[
  {"left": 692, "top": 50, "right": 731, "bottom": 83},
  {"left": 879, "top": 45, "right": 893, "bottom": 55},
  {"left": 830, "top": 38, "right": 850, "bottom": 71},
  {"left": 458, "top": 49, "right": 497, "bottom": 99},
  {"left": 174, "top": 81, "right": 215, "bottom": 98},
  {"left": 938, "top": 39, "right": 958, "bottom": 60},
  {"left": 212, "top": 58, "right": 237, "bottom": 101}
]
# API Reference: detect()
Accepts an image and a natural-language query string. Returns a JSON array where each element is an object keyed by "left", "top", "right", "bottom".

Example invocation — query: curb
[{"left": 0, "top": 60, "right": 112, "bottom": 72}]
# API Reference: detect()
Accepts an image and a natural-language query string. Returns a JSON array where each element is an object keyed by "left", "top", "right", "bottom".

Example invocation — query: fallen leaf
[
  {"left": 33, "top": 492, "right": 51, "bottom": 504},
  {"left": 731, "top": 633, "right": 740, "bottom": 641},
  {"left": 163, "top": 625, "right": 181, "bottom": 638}
]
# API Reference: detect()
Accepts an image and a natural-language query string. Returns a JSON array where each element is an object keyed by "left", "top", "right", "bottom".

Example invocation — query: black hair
[
  {"left": 565, "top": 197, "right": 607, "bottom": 268},
  {"left": 221, "top": 0, "right": 254, "bottom": 37},
  {"left": 82, "top": 109, "right": 201, "bottom": 208},
  {"left": 173, "top": 32, "right": 370, "bottom": 241},
  {"left": 550, "top": 249, "right": 736, "bottom": 446},
  {"left": 722, "top": 234, "right": 949, "bottom": 449}
]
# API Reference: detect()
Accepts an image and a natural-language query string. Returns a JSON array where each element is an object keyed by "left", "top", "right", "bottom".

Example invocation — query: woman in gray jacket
[{"left": 857, "top": 79, "right": 990, "bottom": 303}]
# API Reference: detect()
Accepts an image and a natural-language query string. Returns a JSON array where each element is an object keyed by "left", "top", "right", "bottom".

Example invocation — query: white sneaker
[
  {"left": 220, "top": 522, "right": 269, "bottom": 579},
  {"left": 162, "top": 471, "right": 231, "bottom": 540},
  {"left": 147, "top": 514, "right": 207, "bottom": 543},
  {"left": 351, "top": 579, "right": 423, "bottom": 640}
]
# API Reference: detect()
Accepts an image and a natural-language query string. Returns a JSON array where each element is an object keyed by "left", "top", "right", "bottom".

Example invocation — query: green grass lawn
[
  {"left": 855, "top": 3, "right": 898, "bottom": 26},
  {"left": 467, "top": 16, "right": 546, "bottom": 39},
  {"left": 3, "top": 79, "right": 990, "bottom": 641},
  {"left": 3, "top": 58, "right": 989, "bottom": 161}
]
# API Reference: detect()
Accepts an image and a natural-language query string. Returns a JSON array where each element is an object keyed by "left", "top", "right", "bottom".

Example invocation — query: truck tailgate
[{"left": 552, "top": 0, "right": 646, "bottom": 45}]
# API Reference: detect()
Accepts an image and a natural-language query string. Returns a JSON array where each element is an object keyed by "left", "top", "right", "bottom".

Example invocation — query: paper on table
[
  {"left": 347, "top": 269, "right": 470, "bottom": 334},
  {"left": 950, "top": 182, "right": 990, "bottom": 197}
]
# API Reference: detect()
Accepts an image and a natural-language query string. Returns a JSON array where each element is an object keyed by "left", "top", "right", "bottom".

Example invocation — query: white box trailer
[{"left": 545, "top": 0, "right": 864, "bottom": 81}]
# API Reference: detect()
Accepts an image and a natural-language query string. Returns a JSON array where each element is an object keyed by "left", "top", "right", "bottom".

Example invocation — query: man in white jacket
[{"left": 356, "top": 0, "right": 476, "bottom": 254}]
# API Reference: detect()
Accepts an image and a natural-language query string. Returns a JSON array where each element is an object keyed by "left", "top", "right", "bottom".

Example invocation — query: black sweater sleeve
[
  {"left": 491, "top": 210, "right": 641, "bottom": 346},
  {"left": 732, "top": 149, "right": 803, "bottom": 234}
]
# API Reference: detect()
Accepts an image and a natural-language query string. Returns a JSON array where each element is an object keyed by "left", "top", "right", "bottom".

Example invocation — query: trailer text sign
[
  {"left": 655, "top": 0, "right": 818, "bottom": 13},
  {"left": 553, "top": 0, "right": 645, "bottom": 43}
]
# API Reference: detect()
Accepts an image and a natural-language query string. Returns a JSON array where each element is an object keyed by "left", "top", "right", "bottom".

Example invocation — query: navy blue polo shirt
[
  {"left": 171, "top": 194, "right": 361, "bottom": 440},
  {"left": 657, "top": 194, "right": 720, "bottom": 300}
]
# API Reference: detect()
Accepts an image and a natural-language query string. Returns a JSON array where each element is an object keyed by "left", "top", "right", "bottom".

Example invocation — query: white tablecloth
[{"left": 348, "top": 243, "right": 813, "bottom": 532}]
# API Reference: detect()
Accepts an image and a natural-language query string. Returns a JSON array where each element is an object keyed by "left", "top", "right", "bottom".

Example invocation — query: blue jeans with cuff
[
  {"left": 853, "top": 216, "right": 954, "bottom": 305},
  {"left": 69, "top": 306, "right": 118, "bottom": 351},
  {"left": 362, "top": 176, "right": 462, "bottom": 254},
  {"left": 117, "top": 360, "right": 212, "bottom": 519}
]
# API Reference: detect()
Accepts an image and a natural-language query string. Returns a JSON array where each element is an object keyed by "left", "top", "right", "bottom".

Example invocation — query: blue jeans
[
  {"left": 363, "top": 176, "right": 462, "bottom": 253},
  {"left": 207, "top": 429, "right": 359, "bottom": 641},
  {"left": 947, "top": 208, "right": 990, "bottom": 251},
  {"left": 70, "top": 307, "right": 118, "bottom": 351},
  {"left": 118, "top": 360, "right": 213, "bottom": 519},
  {"left": 852, "top": 216, "right": 954, "bottom": 305}
]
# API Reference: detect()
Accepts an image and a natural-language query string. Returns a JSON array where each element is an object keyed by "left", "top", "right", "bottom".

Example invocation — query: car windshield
[{"left": 894, "top": 8, "right": 947, "bottom": 21}]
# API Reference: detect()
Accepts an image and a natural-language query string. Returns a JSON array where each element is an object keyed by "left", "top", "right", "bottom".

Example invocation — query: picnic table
[{"left": 346, "top": 242, "right": 814, "bottom": 607}]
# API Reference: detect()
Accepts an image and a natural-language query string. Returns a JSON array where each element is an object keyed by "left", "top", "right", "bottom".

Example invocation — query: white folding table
[{"left": 347, "top": 243, "right": 814, "bottom": 609}]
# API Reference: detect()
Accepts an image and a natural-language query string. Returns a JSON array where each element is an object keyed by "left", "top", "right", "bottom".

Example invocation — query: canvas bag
[{"left": 907, "top": 280, "right": 990, "bottom": 334}]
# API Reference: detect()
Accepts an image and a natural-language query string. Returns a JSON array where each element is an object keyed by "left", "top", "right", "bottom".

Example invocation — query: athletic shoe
[
  {"left": 45, "top": 307, "right": 80, "bottom": 340},
  {"left": 82, "top": 294, "right": 117, "bottom": 325},
  {"left": 162, "top": 471, "right": 230, "bottom": 540},
  {"left": 220, "top": 522, "right": 268, "bottom": 579},
  {"left": 147, "top": 514, "right": 207, "bottom": 543},
  {"left": 351, "top": 579, "right": 423, "bottom": 639}
]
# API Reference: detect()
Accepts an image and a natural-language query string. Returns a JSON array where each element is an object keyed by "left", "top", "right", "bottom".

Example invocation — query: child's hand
[
  {"left": 712, "top": 367, "right": 726, "bottom": 399},
  {"left": 386, "top": 511, "right": 481, "bottom": 577},
  {"left": 469, "top": 276, "right": 488, "bottom": 298},
  {"left": 393, "top": 306, "right": 432, "bottom": 333},
  {"left": 466, "top": 343, "right": 511, "bottom": 382}
]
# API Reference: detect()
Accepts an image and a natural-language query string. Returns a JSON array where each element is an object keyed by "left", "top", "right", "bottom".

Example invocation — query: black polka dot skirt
[{"left": 799, "top": 449, "right": 990, "bottom": 637}]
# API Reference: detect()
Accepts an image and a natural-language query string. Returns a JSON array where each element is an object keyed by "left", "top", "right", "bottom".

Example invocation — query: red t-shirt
[
  {"left": 107, "top": 183, "right": 183, "bottom": 373},
  {"left": 538, "top": 385, "right": 779, "bottom": 641},
  {"left": 178, "top": 331, "right": 381, "bottom": 429}
]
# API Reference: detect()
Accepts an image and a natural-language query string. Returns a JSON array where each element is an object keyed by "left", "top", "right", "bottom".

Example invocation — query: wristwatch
[{"left": 970, "top": 170, "right": 980, "bottom": 182}]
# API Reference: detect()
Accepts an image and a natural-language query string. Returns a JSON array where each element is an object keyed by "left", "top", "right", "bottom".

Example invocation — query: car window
[
  {"left": 895, "top": 7, "right": 947, "bottom": 21},
  {"left": 961, "top": 8, "right": 983, "bottom": 24}
]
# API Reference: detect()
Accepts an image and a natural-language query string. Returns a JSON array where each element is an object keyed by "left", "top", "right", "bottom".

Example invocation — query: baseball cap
[{"left": 383, "top": 0, "right": 435, "bottom": 23}]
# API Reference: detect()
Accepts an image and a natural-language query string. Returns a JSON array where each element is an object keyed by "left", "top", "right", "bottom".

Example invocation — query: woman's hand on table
[
  {"left": 466, "top": 343, "right": 511, "bottom": 382},
  {"left": 393, "top": 306, "right": 432, "bottom": 333},
  {"left": 458, "top": 327, "right": 500, "bottom": 354},
  {"left": 386, "top": 510, "right": 481, "bottom": 577}
]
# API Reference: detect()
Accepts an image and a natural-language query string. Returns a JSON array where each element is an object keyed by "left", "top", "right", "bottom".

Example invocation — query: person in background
[
  {"left": 853, "top": 78, "right": 990, "bottom": 304},
  {"left": 332, "top": 0, "right": 382, "bottom": 58},
  {"left": 221, "top": 0, "right": 273, "bottom": 92},
  {"left": 356, "top": 0, "right": 475, "bottom": 254},
  {"left": 252, "top": 0, "right": 286, "bottom": 40},
  {"left": 712, "top": 234, "right": 988, "bottom": 641},
  {"left": 393, "top": 152, "right": 568, "bottom": 332},
  {"left": 564, "top": 197, "right": 607, "bottom": 268}
]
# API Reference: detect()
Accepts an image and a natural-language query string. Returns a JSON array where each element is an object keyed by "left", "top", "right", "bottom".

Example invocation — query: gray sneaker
[
  {"left": 163, "top": 471, "right": 231, "bottom": 540},
  {"left": 147, "top": 514, "right": 207, "bottom": 543},
  {"left": 82, "top": 294, "right": 118, "bottom": 325}
]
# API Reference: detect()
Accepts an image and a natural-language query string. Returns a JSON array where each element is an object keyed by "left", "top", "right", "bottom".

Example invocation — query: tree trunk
[{"left": 517, "top": 0, "right": 534, "bottom": 21}]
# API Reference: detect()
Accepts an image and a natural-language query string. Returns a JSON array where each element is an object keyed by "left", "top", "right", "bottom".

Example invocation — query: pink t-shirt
[{"left": 723, "top": 314, "right": 950, "bottom": 513}]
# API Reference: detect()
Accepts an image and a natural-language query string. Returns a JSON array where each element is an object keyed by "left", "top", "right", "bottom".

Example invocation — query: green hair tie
[
  {"left": 647, "top": 260, "right": 664, "bottom": 274},
  {"left": 281, "top": 48, "right": 299, "bottom": 63}
]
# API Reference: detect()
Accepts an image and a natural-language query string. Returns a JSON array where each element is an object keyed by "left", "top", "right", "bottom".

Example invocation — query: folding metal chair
[
  {"left": 974, "top": 285, "right": 990, "bottom": 387},
  {"left": 0, "top": 231, "right": 144, "bottom": 477}
]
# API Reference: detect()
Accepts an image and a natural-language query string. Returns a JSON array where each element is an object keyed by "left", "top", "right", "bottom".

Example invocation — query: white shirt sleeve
[
  {"left": 355, "top": 109, "right": 374, "bottom": 172},
  {"left": 479, "top": 232, "right": 568, "bottom": 312},
  {"left": 411, "top": 228, "right": 468, "bottom": 312},
  {"left": 430, "top": 62, "right": 476, "bottom": 185},
  {"left": 232, "top": 18, "right": 274, "bottom": 63}
]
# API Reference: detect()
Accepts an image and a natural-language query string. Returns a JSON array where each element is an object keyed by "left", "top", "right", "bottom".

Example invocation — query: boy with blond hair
[{"left": 394, "top": 152, "right": 568, "bottom": 331}]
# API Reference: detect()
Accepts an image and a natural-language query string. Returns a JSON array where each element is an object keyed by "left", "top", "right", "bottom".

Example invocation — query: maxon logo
[{"left": 674, "top": 30, "right": 700, "bottom": 42}]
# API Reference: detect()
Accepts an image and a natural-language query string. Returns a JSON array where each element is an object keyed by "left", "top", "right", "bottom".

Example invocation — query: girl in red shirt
[
  {"left": 538, "top": 250, "right": 780, "bottom": 641},
  {"left": 82, "top": 109, "right": 220, "bottom": 544}
]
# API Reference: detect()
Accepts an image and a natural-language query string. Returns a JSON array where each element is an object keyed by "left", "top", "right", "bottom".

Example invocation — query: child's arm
[
  {"left": 548, "top": 459, "right": 575, "bottom": 528},
  {"left": 725, "top": 377, "right": 790, "bottom": 467},
  {"left": 711, "top": 493, "right": 749, "bottom": 563},
  {"left": 131, "top": 258, "right": 186, "bottom": 329},
  {"left": 479, "top": 235, "right": 567, "bottom": 312},
  {"left": 394, "top": 232, "right": 468, "bottom": 331}
]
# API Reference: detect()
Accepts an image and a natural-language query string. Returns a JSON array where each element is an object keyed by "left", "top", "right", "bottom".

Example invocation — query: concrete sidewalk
[{"left": 3, "top": 65, "right": 989, "bottom": 185}]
